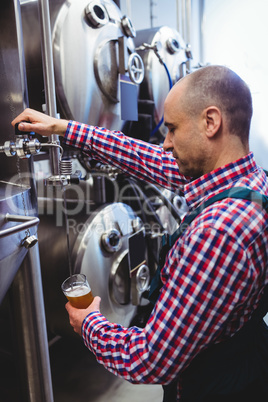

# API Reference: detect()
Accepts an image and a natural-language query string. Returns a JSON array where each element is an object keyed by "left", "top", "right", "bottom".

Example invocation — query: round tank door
[
  {"left": 73, "top": 203, "right": 150, "bottom": 326},
  {"left": 53, "top": 0, "right": 141, "bottom": 130}
]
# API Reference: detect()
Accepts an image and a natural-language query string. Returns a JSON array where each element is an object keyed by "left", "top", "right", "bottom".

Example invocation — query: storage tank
[
  {"left": 134, "top": 25, "right": 191, "bottom": 141},
  {"left": 18, "top": 0, "right": 183, "bottom": 340},
  {"left": 21, "top": 0, "right": 144, "bottom": 129},
  {"left": 0, "top": 1, "right": 53, "bottom": 401},
  {"left": 0, "top": 1, "right": 186, "bottom": 400},
  {"left": 19, "top": 0, "right": 158, "bottom": 338}
]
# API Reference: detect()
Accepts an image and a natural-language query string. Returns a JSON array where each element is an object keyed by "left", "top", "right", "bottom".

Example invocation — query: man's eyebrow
[{"left": 164, "top": 122, "right": 175, "bottom": 128}]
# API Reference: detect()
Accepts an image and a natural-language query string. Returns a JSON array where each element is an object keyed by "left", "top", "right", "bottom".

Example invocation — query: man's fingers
[
  {"left": 91, "top": 296, "right": 101, "bottom": 311},
  {"left": 16, "top": 122, "right": 34, "bottom": 133}
]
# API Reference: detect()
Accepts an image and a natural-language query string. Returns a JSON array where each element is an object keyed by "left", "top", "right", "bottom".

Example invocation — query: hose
[
  {"left": 150, "top": 61, "right": 173, "bottom": 137},
  {"left": 124, "top": 177, "right": 166, "bottom": 233},
  {"left": 140, "top": 180, "right": 181, "bottom": 224}
]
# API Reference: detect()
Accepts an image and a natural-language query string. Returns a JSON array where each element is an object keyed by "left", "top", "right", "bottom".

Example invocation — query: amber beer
[
  {"left": 61, "top": 274, "right": 93, "bottom": 309},
  {"left": 65, "top": 285, "right": 94, "bottom": 308}
]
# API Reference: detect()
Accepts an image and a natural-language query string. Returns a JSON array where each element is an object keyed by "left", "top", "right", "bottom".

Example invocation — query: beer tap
[
  {"left": 0, "top": 122, "right": 81, "bottom": 186},
  {"left": 0, "top": 122, "right": 42, "bottom": 158}
]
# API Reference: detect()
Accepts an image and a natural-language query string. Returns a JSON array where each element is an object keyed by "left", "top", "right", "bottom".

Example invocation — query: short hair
[{"left": 183, "top": 65, "right": 253, "bottom": 143}]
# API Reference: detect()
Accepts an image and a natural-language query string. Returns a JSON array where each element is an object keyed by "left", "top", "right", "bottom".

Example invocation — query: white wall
[
  {"left": 120, "top": 0, "right": 178, "bottom": 30},
  {"left": 119, "top": 1, "right": 268, "bottom": 169},
  {"left": 202, "top": 0, "right": 268, "bottom": 170}
]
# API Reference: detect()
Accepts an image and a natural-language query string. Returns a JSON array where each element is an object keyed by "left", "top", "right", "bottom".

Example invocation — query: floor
[
  {"left": 0, "top": 330, "right": 163, "bottom": 402},
  {"left": 49, "top": 336, "right": 163, "bottom": 402}
]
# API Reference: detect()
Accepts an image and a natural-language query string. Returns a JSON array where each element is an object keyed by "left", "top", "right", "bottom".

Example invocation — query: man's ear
[{"left": 204, "top": 106, "right": 222, "bottom": 138}]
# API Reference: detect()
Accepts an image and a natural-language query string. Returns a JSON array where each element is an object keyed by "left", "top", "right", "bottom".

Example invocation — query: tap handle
[{"left": 15, "top": 121, "right": 35, "bottom": 136}]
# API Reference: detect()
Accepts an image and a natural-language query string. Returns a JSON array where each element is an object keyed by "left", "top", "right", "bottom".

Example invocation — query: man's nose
[{"left": 163, "top": 132, "right": 173, "bottom": 152}]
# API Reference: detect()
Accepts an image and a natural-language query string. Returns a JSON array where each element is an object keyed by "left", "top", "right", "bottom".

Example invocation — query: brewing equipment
[
  {"left": 14, "top": 0, "right": 187, "bottom": 339},
  {"left": 21, "top": 0, "right": 144, "bottom": 129},
  {"left": 0, "top": 1, "right": 53, "bottom": 401},
  {"left": 135, "top": 25, "right": 191, "bottom": 140},
  {"left": 0, "top": 0, "right": 188, "bottom": 399}
]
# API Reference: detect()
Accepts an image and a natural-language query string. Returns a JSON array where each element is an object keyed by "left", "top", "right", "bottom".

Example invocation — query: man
[{"left": 12, "top": 65, "right": 268, "bottom": 401}]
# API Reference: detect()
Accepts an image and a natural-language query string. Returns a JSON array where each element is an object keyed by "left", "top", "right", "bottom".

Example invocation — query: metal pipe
[
  {"left": 181, "top": 0, "right": 186, "bottom": 40},
  {"left": 10, "top": 244, "right": 54, "bottom": 402},
  {"left": 0, "top": 214, "right": 39, "bottom": 238},
  {"left": 126, "top": 0, "right": 132, "bottom": 18},
  {"left": 14, "top": 0, "right": 29, "bottom": 109},
  {"left": 177, "top": 0, "right": 191, "bottom": 44},
  {"left": 37, "top": 0, "right": 60, "bottom": 176},
  {"left": 199, "top": 0, "right": 205, "bottom": 64},
  {"left": 176, "top": 0, "right": 182, "bottom": 34},
  {"left": 185, "top": 0, "right": 191, "bottom": 45},
  {"left": 150, "top": 0, "right": 157, "bottom": 28}
]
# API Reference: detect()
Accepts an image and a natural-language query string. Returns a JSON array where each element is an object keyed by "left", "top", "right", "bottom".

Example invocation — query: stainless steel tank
[
  {"left": 37, "top": 178, "right": 151, "bottom": 337},
  {"left": 0, "top": 0, "right": 38, "bottom": 303},
  {"left": 21, "top": 0, "right": 143, "bottom": 130},
  {"left": 17, "top": 0, "right": 183, "bottom": 339},
  {"left": 135, "top": 26, "right": 189, "bottom": 139},
  {"left": 16, "top": 0, "right": 152, "bottom": 337},
  {"left": 0, "top": 1, "right": 53, "bottom": 401}
]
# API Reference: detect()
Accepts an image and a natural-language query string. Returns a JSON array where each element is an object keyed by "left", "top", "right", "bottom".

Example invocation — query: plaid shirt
[{"left": 64, "top": 122, "right": 268, "bottom": 399}]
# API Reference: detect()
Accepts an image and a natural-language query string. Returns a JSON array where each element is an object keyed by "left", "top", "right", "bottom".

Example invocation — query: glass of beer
[{"left": 61, "top": 274, "right": 94, "bottom": 309}]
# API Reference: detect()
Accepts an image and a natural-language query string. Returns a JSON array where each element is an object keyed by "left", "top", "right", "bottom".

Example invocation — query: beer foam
[{"left": 66, "top": 285, "right": 90, "bottom": 297}]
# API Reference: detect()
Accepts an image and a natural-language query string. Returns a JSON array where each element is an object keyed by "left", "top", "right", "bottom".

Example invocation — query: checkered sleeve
[{"left": 63, "top": 121, "right": 189, "bottom": 191}]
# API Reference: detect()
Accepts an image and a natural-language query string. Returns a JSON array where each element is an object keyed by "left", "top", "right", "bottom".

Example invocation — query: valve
[
  {"left": 0, "top": 121, "right": 82, "bottom": 186},
  {"left": 166, "top": 37, "right": 180, "bottom": 54},
  {"left": 44, "top": 158, "right": 82, "bottom": 186},
  {"left": 136, "top": 264, "right": 150, "bottom": 293},
  {"left": 136, "top": 41, "right": 164, "bottom": 64},
  {"left": 101, "top": 229, "right": 122, "bottom": 253},
  {"left": 44, "top": 170, "right": 82, "bottom": 187},
  {"left": 15, "top": 138, "right": 42, "bottom": 159},
  {"left": 185, "top": 44, "right": 193, "bottom": 60},
  {"left": 17, "top": 122, "right": 41, "bottom": 158},
  {"left": 0, "top": 122, "right": 42, "bottom": 159},
  {"left": 121, "top": 15, "right": 136, "bottom": 38},
  {"left": 22, "top": 234, "right": 38, "bottom": 249},
  {"left": 127, "top": 53, "right": 144, "bottom": 85}
]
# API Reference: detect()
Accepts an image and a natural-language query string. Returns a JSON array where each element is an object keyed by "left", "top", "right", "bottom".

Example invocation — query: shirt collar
[{"left": 184, "top": 152, "right": 257, "bottom": 210}]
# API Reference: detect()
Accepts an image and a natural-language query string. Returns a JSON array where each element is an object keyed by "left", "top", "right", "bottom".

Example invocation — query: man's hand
[
  {"left": 65, "top": 296, "right": 101, "bottom": 336},
  {"left": 11, "top": 108, "right": 68, "bottom": 137}
]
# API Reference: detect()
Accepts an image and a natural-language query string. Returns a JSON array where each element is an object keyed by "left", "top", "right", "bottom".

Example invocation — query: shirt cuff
[
  {"left": 63, "top": 120, "right": 93, "bottom": 152},
  {"left": 81, "top": 311, "right": 109, "bottom": 352}
]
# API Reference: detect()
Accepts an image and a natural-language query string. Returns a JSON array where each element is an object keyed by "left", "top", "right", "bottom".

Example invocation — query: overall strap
[
  {"left": 148, "top": 187, "right": 268, "bottom": 305},
  {"left": 170, "top": 186, "right": 268, "bottom": 248}
]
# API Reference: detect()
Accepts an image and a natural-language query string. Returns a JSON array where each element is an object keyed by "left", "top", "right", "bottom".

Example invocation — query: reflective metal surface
[
  {"left": 0, "top": 2, "right": 53, "bottom": 401},
  {"left": 0, "top": 1, "right": 28, "bottom": 180},
  {"left": 0, "top": 183, "right": 30, "bottom": 303},
  {"left": 73, "top": 202, "right": 143, "bottom": 325},
  {"left": 37, "top": 177, "right": 150, "bottom": 336},
  {"left": 135, "top": 26, "right": 188, "bottom": 138},
  {"left": 52, "top": 0, "right": 137, "bottom": 129},
  {"left": 0, "top": 0, "right": 37, "bottom": 304}
]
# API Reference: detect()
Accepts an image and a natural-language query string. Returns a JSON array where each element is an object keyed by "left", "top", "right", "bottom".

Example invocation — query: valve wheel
[{"left": 128, "top": 53, "right": 144, "bottom": 85}]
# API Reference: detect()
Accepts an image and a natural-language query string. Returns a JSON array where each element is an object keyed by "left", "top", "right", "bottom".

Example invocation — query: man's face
[{"left": 163, "top": 82, "right": 208, "bottom": 179}]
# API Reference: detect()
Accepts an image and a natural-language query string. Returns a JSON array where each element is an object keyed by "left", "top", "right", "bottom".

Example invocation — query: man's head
[{"left": 163, "top": 65, "right": 252, "bottom": 178}]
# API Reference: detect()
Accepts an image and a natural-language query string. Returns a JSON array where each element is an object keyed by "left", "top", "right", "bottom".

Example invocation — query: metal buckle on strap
[{"left": 158, "top": 233, "right": 171, "bottom": 270}]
